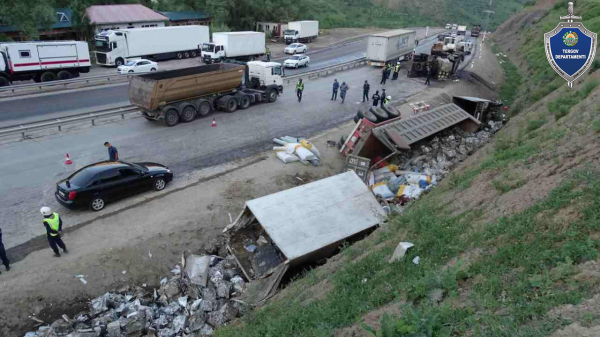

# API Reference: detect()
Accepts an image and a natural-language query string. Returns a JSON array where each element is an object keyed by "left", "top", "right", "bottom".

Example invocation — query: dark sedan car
[{"left": 55, "top": 161, "right": 173, "bottom": 211}]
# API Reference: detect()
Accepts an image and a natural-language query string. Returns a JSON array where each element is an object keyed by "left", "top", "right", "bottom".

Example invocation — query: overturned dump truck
[
  {"left": 128, "top": 61, "right": 284, "bottom": 126},
  {"left": 224, "top": 171, "right": 386, "bottom": 303}
]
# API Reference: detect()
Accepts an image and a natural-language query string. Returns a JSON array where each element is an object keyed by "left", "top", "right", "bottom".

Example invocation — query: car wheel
[
  {"left": 295, "top": 63, "right": 298, "bottom": 69},
  {"left": 305, "top": 61, "right": 309, "bottom": 67},
  {"left": 292, "top": 50, "right": 296, "bottom": 54},
  {"left": 129, "top": 70, "right": 134, "bottom": 73},
  {"left": 163, "top": 108, "right": 180, "bottom": 127},
  {"left": 90, "top": 196, "right": 106, "bottom": 211},
  {"left": 150, "top": 68, "right": 157, "bottom": 72},
  {"left": 304, "top": 49, "right": 307, "bottom": 53},
  {"left": 154, "top": 177, "right": 167, "bottom": 191}
]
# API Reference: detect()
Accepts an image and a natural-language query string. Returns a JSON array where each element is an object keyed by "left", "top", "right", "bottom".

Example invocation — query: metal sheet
[
  {"left": 244, "top": 172, "right": 385, "bottom": 262},
  {"left": 373, "top": 103, "right": 480, "bottom": 151}
]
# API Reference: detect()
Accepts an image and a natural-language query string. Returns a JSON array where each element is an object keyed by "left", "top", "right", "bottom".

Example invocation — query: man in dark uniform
[
  {"left": 425, "top": 67, "right": 431, "bottom": 85},
  {"left": 331, "top": 79, "right": 339, "bottom": 100},
  {"left": 362, "top": 80, "right": 370, "bottom": 102},
  {"left": 372, "top": 91, "right": 381, "bottom": 107},
  {"left": 0, "top": 227, "right": 10, "bottom": 273},
  {"left": 380, "top": 67, "right": 387, "bottom": 85},
  {"left": 380, "top": 89, "right": 387, "bottom": 108},
  {"left": 41, "top": 207, "right": 68, "bottom": 257}
]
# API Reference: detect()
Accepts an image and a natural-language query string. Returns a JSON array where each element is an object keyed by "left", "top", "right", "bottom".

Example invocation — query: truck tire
[
  {"left": 184, "top": 51, "right": 190, "bottom": 59},
  {"left": 267, "top": 89, "right": 278, "bottom": 103},
  {"left": 370, "top": 106, "right": 389, "bottom": 122},
  {"left": 223, "top": 96, "right": 238, "bottom": 113},
  {"left": 0, "top": 77, "right": 9, "bottom": 87},
  {"left": 177, "top": 52, "right": 183, "bottom": 59},
  {"left": 57, "top": 70, "right": 72, "bottom": 80},
  {"left": 115, "top": 58, "right": 124, "bottom": 67},
  {"left": 180, "top": 105, "right": 197, "bottom": 123},
  {"left": 33, "top": 74, "right": 42, "bottom": 83},
  {"left": 238, "top": 95, "right": 251, "bottom": 109},
  {"left": 191, "top": 51, "right": 198, "bottom": 58},
  {"left": 382, "top": 104, "right": 400, "bottom": 118},
  {"left": 41, "top": 72, "right": 57, "bottom": 82},
  {"left": 195, "top": 100, "right": 212, "bottom": 116},
  {"left": 363, "top": 109, "right": 379, "bottom": 123},
  {"left": 163, "top": 108, "right": 180, "bottom": 127}
]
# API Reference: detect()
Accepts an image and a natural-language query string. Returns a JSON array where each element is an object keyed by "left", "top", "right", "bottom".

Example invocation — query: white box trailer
[
  {"left": 202, "top": 31, "right": 265, "bottom": 63},
  {"left": 0, "top": 41, "right": 91, "bottom": 86},
  {"left": 457, "top": 25, "right": 467, "bottom": 35},
  {"left": 366, "top": 29, "right": 416, "bottom": 67},
  {"left": 94, "top": 26, "right": 210, "bottom": 66},
  {"left": 284, "top": 21, "right": 319, "bottom": 44}
]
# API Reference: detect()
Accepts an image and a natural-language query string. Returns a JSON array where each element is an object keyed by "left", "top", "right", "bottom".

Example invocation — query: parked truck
[
  {"left": 366, "top": 29, "right": 416, "bottom": 67},
  {"left": 457, "top": 25, "right": 467, "bottom": 36},
  {"left": 128, "top": 61, "right": 283, "bottom": 127},
  {"left": 0, "top": 41, "right": 90, "bottom": 86},
  {"left": 284, "top": 21, "right": 319, "bottom": 44},
  {"left": 94, "top": 26, "right": 210, "bottom": 67},
  {"left": 471, "top": 24, "right": 481, "bottom": 37},
  {"left": 202, "top": 32, "right": 265, "bottom": 64}
]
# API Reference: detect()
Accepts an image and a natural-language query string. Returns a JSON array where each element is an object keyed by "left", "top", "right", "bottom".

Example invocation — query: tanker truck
[{"left": 128, "top": 61, "right": 283, "bottom": 126}]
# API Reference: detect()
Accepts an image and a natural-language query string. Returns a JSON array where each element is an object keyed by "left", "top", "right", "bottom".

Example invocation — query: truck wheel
[
  {"left": 181, "top": 105, "right": 197, "bottom": 123},
  {"left": 267, "top": 89, "right": 278, "bottom": 103},
  {"left": 115, "top": 58, "right": 124, "bottom": 67},
  {"left": 223, "top": 96, "right": 238, "bottom": 113},
  {"left": 41, "top": 72, "right": 57, "bottom": 82},
  {"left": 382, "top": 104, "right": 400, "bottom": 118},
  {"left": 0, "top": 77, "right": 9, "bottom": 87},
  {"left": 196, "top": 100, "right": 212, "bottom": 116},
  {"left": 33, "top": 74, "right": 42, "bottom": 83},
  {"left": 57, "top": 70, "right": 72, "bottom": 80},
  {"left": 177, "top": 52, "right": 183, "bottom": 59},
  {"left": 238, "top": 95, "right": 251, "bottom": 109},
  {"left": 163, "top": 109, "right": 180, "bottom": 127},
  {"left": 370, "top": 107, "right": 389, "bottom": 122},
  {"left": 184, "top": 52, "right": 190, "bottom": 59},
  {"left": 191, "top": 51, "right": 198, "bottom": 58}
]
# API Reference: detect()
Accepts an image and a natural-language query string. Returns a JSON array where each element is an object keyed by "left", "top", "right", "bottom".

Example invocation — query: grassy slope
[{"left": 216, "top": 1, "right": 600, "bottom": 336}]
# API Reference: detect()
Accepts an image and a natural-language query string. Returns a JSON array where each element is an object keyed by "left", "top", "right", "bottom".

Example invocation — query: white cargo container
[
  {"left": 202, "top": 31, "right": 265, "bottom": 63},
  {"left": 94, "top": 26, "right": 210, "bottom": 66},
  {"left": 457, "top": 25, "right": 467, "bottom": 35},
  {"left": 366, "top": 29, "right": 416, "bottom": 67},
  {"left": 0, "top": 41, "right": 91, "bottom": 86},
  {"left": 284, "top": 21, "right": 319, "bottom": 44}
]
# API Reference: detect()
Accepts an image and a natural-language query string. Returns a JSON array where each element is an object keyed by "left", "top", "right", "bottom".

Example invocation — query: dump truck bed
[{"left": 128, "top": 63, "right": 245, "bottom": 111}]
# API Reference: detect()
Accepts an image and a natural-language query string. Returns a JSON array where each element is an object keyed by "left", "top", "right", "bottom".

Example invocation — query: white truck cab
[
  {"left": 247, "top": 61, "right": 283, "bottom": 88},
  {"left": 201, "top": 43, "right": 223, "bottom": 62},
  {"left": 94, "top": 30, "right": 128, "bottom": 66}
]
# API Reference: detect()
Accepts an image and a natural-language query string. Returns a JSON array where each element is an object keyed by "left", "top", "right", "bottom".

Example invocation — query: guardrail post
[
  {"left": 58, "top": 125, "right": 61, "bottom": 132},
  {"left": 21, "top": 132, "right": 25, "bottom": 139},
  {"left": 92, "top": 119, "right": 95, "bottom": 126},
  {"left": 121, "top": 114, "right": 125, "bottom": 119}
]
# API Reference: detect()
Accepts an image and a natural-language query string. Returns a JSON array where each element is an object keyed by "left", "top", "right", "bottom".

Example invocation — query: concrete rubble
[
  {"left": 370, "top": 121, "right": 503, "bottom": 213},
  {"left": 24, "top": 252, "right": 248, "bottom": 337}
]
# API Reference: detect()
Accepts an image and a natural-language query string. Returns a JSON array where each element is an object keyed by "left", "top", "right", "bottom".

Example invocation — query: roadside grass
[
  {"left": 491, "top": 42, "right": 522, "bottom": 114},
  {"left": 491, "top": 178, "right": 527, "bottom": 194},
  {"left": 216, "top": 168, "right": 600, "bottom": 337},
  {"left": 548, "top": 80, "right": 599, "bottom": 121}
]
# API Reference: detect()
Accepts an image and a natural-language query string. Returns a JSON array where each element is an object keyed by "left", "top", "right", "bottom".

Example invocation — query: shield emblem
[{"left": 545, "top": 22, "right": 597, "bottom": 87}]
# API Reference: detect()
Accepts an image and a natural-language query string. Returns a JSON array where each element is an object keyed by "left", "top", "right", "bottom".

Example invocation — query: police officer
[
  {"left": 425, "top": 67, "right": 431, "bottom": 86},
  {"left": 372, "top": 90, "right": 381, "bottom": 107},
  {"left": 331, "top": 79, "right": 339, "bottom": 100},
  {"left": 380, "top": 89, "right": 387, "bottom": 108},
  {"left": 362, "top": 80, "right": 370, "bottom": 102},
  {"left": 41, "top": 207, "right": 68, "bottom": 257},
  {"left": 296, "top": 79, "right": 304, "bottom": 102},
  {"left": 393, "top": 63, "right": 401, "bottom": 80},
  {"left": 380, "top": 66, "right": 387, "bottom": 85},
  {"left": 0, "top": 227, "right": 9, "bottom": 273},
  {"left": 340, "top": 82, "right": 349, "bottom": 104},
  {"left": 266, "top": 47, "right": 271, "bottom": 62}
]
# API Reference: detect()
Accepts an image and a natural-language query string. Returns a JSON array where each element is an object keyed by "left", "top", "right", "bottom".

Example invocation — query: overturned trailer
[{"left": 224, "top": 171, "right": 386, "bottom": 303}]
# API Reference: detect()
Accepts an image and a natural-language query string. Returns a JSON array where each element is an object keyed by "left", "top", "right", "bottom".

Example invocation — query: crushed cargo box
[{"left": 225, "top": 171, "right": 386, "bottom": 303}]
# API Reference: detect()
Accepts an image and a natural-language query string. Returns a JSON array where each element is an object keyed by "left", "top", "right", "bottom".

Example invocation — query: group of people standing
[
  {"left": 295, "top": 78, "right": 391, "bottom": 107},
  {"left": 380, "top": 62, "right": 402, "bottom": 85}
]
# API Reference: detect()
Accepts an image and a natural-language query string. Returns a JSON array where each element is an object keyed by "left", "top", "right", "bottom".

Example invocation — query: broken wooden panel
[{"left": 237, "top": 263, "right": 289, "bottom": 305}]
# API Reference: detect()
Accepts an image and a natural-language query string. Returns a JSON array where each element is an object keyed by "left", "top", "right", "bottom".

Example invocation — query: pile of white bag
[
  {"left": 369, "top": 164, "right": 437, "bottom": 200},
  {"left": 273, "top": 136, "right": 322, "bottom": 166}
]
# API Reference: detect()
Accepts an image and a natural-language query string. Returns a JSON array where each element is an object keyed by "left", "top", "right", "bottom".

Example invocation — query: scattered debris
[
  {"left": 412, "top": 256, "right": 420, "bottom": 265},
  {"left": 389, "top": 242, "right": 414, "bottom": 263},
  {"left": 121, "top": 270, "right": 127, "bottom": 275},
  {"left": 428, "top": 288, "right": 445, "bottom": 303},
  {"left": 24, "top": 254, "right": 248, "bottom": 337},
  {"left": 149, "top": 251, "right": 153, "bottom": 258},
  {"left": 273, "top": 136, "right": 322, "bottom": 166}
]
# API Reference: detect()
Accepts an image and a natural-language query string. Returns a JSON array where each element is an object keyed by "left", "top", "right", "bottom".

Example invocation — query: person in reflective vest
[
  {"left": 383, "top": 96, "right": 390, "bottom": 105},
  {"left": 41, "top": 207, "right": 68, "bottom": 257},
  {"left": 393, "top": 63, "right": 401, "bottom": 80},
  {"left": 296, "top": 79, "right": 304, "bottom": 102},
  {"left": 266, "top": 47, "right": 271, "bottom": 61}
]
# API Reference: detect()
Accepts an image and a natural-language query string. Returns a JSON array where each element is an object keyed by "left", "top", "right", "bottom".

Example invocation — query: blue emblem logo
[{"left": 544, "top": 2, "right": 597, "bottom": 88}]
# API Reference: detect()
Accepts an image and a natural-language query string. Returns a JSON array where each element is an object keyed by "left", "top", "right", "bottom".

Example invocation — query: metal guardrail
[
  {"left": 0, "top": 105, "right": 137, "bottom": 138},
  {"left": 283, "top": 58, "right": 367, "bottom": 84}
]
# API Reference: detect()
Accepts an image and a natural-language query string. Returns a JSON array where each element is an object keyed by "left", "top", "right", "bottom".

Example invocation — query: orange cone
[
  {"left": 65, "top": 153, "right": 73, "bottom": 165},
  {"left": 211, "top": 118, "right": 217, "bottom": 127}
]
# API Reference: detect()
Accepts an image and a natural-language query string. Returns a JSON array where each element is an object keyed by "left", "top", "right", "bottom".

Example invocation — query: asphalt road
[
  {"left": 0, "top": 28, "right": 446, "bottom": 126},
  {"left": 0, "top": 29, "right": 477, "bottom": 250}
]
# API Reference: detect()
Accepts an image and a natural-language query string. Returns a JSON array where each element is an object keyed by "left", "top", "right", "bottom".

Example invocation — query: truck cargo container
[
  {"left": 202, "top": 32, "right": 265, "bottom": 63},
  {"left": 0, "top": 41, "right": 90, "bottom": 86},
  {"left": 94, "top": 26, "right": 209, "bottom": 66},
  {"left": 366, "top": 29, "right": 416, "bottom": 67},
  {"left": 284, "top": 21, "right": 319, "bottom": 44},
  {"left": 457, "top": 25, "right": 467, "bottom": 35},
  {"left": 128, "top": 61, "right": 283, "bottom": 126}
]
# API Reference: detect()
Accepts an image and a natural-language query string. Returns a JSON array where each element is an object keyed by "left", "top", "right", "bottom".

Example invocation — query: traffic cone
[
  {"left": 211, "top": 118, "right": 217, "bottom": 127},
  {"left": 65, "top": 153, "right": 73, "bottom": 165}
]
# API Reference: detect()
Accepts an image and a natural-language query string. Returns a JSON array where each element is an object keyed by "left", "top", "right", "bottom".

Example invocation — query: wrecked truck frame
[{"left": 223, "top": 171, "right": 386, "bottom": 303}]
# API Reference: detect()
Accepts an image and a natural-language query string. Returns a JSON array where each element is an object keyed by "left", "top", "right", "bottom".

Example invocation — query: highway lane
[{"left": 0, "top": 28, "right": 446, "bottom": 125}]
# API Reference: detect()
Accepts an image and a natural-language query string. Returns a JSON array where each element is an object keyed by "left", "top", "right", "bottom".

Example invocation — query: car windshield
[
  {"left": 94, "top": 40, "right": 111, "bottom": 52},
  {"left": 125, "top": 61, "right": 136, "bottom": 66},
  {"left": 202, "top": 43, "right": 214, "bottom": 52},
  {"left": 290, "top": 44, "right": 298, "bottom": 48},
  {"left": 290, "top": 56, "right": 300, "bottom": 60},
  {"left": 66, "top": 168, "right": 96, "bottom": 187}
]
